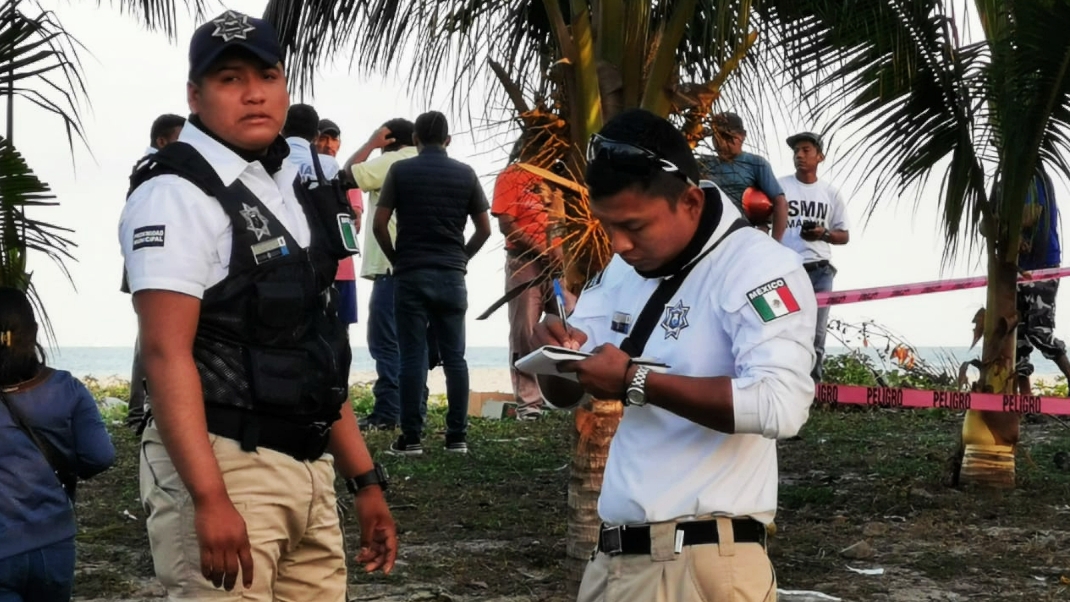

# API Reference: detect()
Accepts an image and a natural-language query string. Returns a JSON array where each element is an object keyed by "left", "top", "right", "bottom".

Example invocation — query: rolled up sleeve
[{"left": 725, "top": 267, "right": 817, "bottom": 439}]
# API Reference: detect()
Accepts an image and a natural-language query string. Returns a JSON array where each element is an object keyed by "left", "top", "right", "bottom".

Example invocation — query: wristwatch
[
  {"left": 624, "top": 366, "right": 651, "bottom": 407},
  {"left": 344, "top": 462, "right": 390, "bottom": 494},
  {"left": 820, "top": 229, "right": 832, "bottom": 242}
]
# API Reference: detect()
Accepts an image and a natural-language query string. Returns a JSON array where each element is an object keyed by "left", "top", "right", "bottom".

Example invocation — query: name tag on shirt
[
  {"left": 252, "top": 236, "right": 289, "bottom": 265},
  {"left": 611, "top": 312, "right": 632, "bottom": 334}
]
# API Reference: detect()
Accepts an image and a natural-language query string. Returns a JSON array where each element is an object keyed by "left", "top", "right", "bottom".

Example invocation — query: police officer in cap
[
  {"left": 119, "top": 10, "right": 395, "bottom": 600},
  {"left": 533, "top": 109, "right": 816, "bottom": 601}
]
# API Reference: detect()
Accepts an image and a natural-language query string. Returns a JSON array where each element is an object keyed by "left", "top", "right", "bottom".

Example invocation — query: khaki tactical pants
[
  {"left": 577, "top": 517, "right": 777, "bottom": 602},
  {"left": 139, "top": 424, "right": 346, "bottom": 602}
]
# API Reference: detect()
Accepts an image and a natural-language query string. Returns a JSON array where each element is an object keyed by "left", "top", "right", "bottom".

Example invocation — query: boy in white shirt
[{"left": 778, "top": 132, "right": 851, "bottom": 382}]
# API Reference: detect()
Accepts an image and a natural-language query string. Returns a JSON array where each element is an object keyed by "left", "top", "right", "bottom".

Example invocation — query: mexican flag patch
[{"left": 747, "top": 279, "right": 800, "bottom": 322}]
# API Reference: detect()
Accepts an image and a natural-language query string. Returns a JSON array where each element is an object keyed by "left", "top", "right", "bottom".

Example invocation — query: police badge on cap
[{"left": 188, "top": 10, "right": 283, "bottom": 80}]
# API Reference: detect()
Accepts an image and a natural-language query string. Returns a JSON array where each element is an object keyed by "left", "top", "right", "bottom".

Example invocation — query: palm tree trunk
[
  {"left": 566, "top": 399, "right": 623, "bottom": 597},
  {"left": 960, "top": 256, "right": 1020, "bottom": 488}
]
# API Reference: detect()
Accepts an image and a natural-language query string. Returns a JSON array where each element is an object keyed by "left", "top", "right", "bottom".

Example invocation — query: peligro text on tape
[
  {"left": 815, "top": 266, "right": 1070, "bottom": 308},
  {"left": 813, "top": 383, "right": 1070, "bottom": 416}
]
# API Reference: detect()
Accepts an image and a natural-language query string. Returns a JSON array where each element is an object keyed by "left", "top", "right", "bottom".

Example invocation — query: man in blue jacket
[{"left": 1017, "top": 167, "right": 1070, "bottom": 393}]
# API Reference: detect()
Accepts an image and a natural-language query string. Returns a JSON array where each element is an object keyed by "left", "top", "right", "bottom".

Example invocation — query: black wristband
[{"left": 344, "top": 462, "right": 390, "bottom": 494}]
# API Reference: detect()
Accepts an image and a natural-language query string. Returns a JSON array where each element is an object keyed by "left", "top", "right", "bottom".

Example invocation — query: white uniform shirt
[
  {"left": 286, "top": 136, "right": 341, "bottom": 183},
  {"left": 120, "top": 122, "right": 311, "bottom": 298},
  {"left": 567, "top": 202, "right": 817, "bottom": 526},
  {"left": 778, "top": 175, "right": 850, "bottom": 263}
]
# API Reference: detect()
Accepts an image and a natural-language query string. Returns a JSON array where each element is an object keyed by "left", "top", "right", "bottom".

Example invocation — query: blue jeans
[
  {"left": 395, "top": 269, "right": 469, "bottom": 440},
  {"left": 366, "top": 275, "right": 432, "bottom": 425},
  {"left": 367, "top": 275, "right": 401, "bottom": 424},
  {"left": 807, "top": 263, "right": 836, "bottom": 382},
  {"left": 0, "top": 539, "right": 75, "bottom": 602}
]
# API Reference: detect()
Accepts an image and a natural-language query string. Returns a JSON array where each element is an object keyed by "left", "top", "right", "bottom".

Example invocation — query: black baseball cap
[
  {"left": 587, "top": 108, "right": 702, "bottom": 188},
  {"left": 188, "top": 10, "right": 283, "bottom": 80},
  {"left": 318, "top": 119, "right": 341, "bottom": 137},
  {"left": 787, "top": 131, "right": 824, "bottom": 153},
  {"left": 711, "top": 112, "right": 746, "bottom": 134}
]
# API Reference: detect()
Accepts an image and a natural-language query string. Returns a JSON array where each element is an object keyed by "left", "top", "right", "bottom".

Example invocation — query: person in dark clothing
[
  {"left": 372, "top": 110, "right": 492, "bottom": 455},
  {"left": 1017, "top": 167, "right": 1070, "bottom": 392},
  {"left": 128, "top": 113, "right": 187, "bottom": 428},
  {"left": 0, "top": 287, "right": 115, "bottom": 602}
]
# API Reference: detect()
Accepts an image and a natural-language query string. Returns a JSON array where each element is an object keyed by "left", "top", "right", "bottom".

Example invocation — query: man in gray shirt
[{"left": 697, "top": 112, "right": 788, "bottom": 240}]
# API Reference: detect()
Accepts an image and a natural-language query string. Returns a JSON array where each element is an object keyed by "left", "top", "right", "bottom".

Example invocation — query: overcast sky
[{"left": 11, "top": 0, "right": 1065, "bottom": 352}]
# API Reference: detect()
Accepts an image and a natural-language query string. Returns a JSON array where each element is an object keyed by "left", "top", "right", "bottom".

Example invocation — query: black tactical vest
[{"left": 126, "top": 142, "right": 355, "bottom": 459}]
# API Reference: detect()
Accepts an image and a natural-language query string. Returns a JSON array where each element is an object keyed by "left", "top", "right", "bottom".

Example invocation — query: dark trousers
[
  {"left": 0, "top": 539, "right": 75, "bottom": 602},
  {"left": 127, "top": 337, "right": 147, "bottom": 427},
  {"left": 367, "top": 274, "right": 433, "bottom": 425},
  {"left": 396, "top": 268, "right": 469, "bottom": 440},
  {"left": 806, "top": 262, "right": 836, "bottom": 382},
  {"left": 1016, "top": 278, "right": 1067, "bottom": 376}
]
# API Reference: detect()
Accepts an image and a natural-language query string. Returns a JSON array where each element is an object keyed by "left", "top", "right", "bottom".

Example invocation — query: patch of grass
[{"left": 73, "top": 397, "right": 1070, "bottom": 602}]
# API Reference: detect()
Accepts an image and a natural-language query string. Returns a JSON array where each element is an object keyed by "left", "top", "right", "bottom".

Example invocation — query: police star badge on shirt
[{"left": 747, "top": 279, "right": 800, "bottom": 322}]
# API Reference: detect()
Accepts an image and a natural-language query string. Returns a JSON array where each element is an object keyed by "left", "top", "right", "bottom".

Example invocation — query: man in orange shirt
[{"left": 491, "top": 163, "right": 574, "bottom": 419}]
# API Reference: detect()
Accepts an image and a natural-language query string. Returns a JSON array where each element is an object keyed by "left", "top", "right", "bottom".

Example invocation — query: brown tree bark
[{"left": 565, "top": 399, "right": 623, "bottom": 597}]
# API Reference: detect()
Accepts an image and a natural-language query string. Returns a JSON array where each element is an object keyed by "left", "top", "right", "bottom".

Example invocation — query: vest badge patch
[
  {"left": 240, "top": 203, "right": 271, "bottom": 241},
  {"left": 747, "top": 279, "right": 800, "bottom": 323},
  {"left": 252, "top": 236, "right": 289, "bottom": 265},
  {"left": 661, "top": 300, "right": 690, "bottom": 339}
]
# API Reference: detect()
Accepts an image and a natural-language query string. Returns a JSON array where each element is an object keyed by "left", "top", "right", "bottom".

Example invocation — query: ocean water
[
  {"left": 45, "top": 345, "right": 1065, "bottom": 381},
  {"left": 48, "top": 346, "right": 514, "bottom": 379}
]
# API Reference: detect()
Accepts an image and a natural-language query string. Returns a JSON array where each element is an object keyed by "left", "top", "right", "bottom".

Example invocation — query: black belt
[
  {"left": 204, "top": 406, "right": 332, "bottom": 462},
  {"left": 804, "top": 260, "right": 830, "bottom": 272},
  {"left": 597, "top": 518, "right": 766, "bottom": 555}
]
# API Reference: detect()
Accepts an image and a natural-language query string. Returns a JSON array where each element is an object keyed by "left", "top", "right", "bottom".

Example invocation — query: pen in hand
[{"left": 553, "top": 278, "right": 574, "bottom": 347}]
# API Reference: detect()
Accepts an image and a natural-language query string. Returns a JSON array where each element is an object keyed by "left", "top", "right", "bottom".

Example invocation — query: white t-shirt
[
  {"left": 778, "top": 175, "right": 850, "bottom": 263},
  {"left": 566, "top": 202, "right": 817, "bottom": 526},
  {"left": 286, "top": 136, "right": 341, "bottom": 183},
  {"left": 119, "top": 122, "right": 311, "bottom": 299}
]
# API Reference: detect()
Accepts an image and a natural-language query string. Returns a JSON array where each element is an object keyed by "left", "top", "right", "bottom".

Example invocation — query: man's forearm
[
  {"left": 343, "top": 142, "right": 379, "bottom": 176},
  {"left": 141, "top": 349, "right": 229, "bottom": 506},
  {"left": 635, "top": 368, "right": 736, "bottom": 432},
  {"left": 373, "top": 226, "right": 396, "bottom": 264},
  {"left": 328, "top": 403, "right": 375, "bottom": 478},
  {"left": 830, "top": 229, "right": 850, "bottom": 245},
  {"left": 465, "top": 231, "right": 491, "bottom": 258},
  {"left": 772, "top": 195, "right": 788, "bottom": 241}
]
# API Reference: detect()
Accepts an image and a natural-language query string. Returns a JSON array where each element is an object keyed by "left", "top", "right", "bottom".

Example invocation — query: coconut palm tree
[
  {"left": 0, "top": 0, "right": 204, "bottom": 333},
  {"left": 758, "top": 0, "right": 1070, "bottom": 488},
  {"left": 263, "top": 0, "right": 765, "bottom": 590}
]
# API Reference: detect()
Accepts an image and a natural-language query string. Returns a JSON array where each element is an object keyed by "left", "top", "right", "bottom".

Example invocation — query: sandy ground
[{"left": 350, "top": 367, "right": 515, "bottom": 396}]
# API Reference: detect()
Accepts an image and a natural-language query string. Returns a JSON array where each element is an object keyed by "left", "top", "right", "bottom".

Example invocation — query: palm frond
[
  {"left": 0, "top": 136, "right": 75, "bottom": 343},
  {"left": 759, "top": 0, "right": 989, "bottom": 263},
  {"left": 0, "top": 1, "right": 88, "bottom": 156},
  {"left": 266, "top": 1, "right": 771, "bottom": 112},
  {"left": 101, "top": 0, "right": 207, "bottom": 39},
  {"left": 982, "top": 0, "right": 1070, "bottom": 260}
]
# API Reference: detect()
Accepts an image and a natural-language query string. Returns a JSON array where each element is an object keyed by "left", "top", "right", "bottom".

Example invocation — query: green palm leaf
[{"left": 0, "top": 135, "right": 74, "bottom": 342}]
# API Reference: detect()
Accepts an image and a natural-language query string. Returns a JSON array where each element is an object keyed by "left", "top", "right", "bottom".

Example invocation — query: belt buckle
[{"left": 601, "top": 525, "right": 624, "bottom": 556}]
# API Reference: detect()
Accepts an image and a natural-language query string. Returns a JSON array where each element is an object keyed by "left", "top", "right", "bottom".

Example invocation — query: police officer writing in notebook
[
  {"left": 119, "top": 11, "right": 395, "bottom": 600},
  {"left": 533, "top": 109, "right": 816, "bottom": 601}
]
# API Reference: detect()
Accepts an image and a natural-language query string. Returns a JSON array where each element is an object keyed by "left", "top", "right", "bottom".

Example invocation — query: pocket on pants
[{"left": 688, "top": 543, "right": 775, "bottom": 602}]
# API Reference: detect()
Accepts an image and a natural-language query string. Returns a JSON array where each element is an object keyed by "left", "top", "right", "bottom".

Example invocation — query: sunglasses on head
[{"left": 586, "top": 134, "right": 696, "bottom": 186}]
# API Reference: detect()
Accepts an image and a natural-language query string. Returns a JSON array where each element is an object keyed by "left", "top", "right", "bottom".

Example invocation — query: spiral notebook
[{"left": 514, "top": 345, "right": 670, "bottom": 382}]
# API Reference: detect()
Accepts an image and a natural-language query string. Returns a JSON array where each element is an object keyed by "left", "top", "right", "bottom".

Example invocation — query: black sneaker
[
  {"left": 388, "top": 435, "right": 423, "bottom": 456},
  {"left": 444, "top": 433, "right": 468, "bottom": 454}
]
